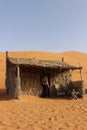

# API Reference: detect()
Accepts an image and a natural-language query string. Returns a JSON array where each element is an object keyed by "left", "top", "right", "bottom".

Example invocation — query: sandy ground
[{"left": 0, "top": 51, "right": 87, "bottom": 130}]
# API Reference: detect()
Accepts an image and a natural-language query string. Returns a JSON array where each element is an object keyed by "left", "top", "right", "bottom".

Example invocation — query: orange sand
[{"left": 0, "top": 51, "right": 87, "bottom": 130}]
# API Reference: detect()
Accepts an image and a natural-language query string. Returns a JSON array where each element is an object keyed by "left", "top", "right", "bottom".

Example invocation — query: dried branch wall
[
  {"left": 20, "top": 67, "right": 43, "bottom": 96},
  {"left": 6, "top": 62, "right": 18, "bottom": 97},
  {"left": 50, "top": 69, "right": 72, "bottom": 97},
  {"left": 20, "top": 67, "right": 71, "bottom": 97},
  {"left": 6, "top": 61, "right": 72, "bottom": 98}
]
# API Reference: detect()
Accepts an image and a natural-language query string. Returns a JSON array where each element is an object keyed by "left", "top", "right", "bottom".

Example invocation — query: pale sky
[{"left": 0, "top": 0, "right": 87, "bottom": 53}]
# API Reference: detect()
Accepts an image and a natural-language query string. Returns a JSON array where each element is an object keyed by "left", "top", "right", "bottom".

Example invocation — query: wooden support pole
[
  {"left": 79, "top": 63, "right": 83, "bottom": 81},
  {"left": 6, "top": 51, "right": 8, "bottom": 60},
  {"left": 62, "top": 57, "right": 64, "bottom": 62},
  {"left": 17, "top": 58, "right": 20, "bottom": 80},
  {"left": 15, "top": 64, "right": 21, "bottom": 99},
  {"left": 6, "top": 51, "right": 8, "bottom": 70},
  {"left": 17, "top": 65, "right": 20, "bottom": 79},
  {"left": 6, "top": 51, "right": 9, "bottom": 94}
]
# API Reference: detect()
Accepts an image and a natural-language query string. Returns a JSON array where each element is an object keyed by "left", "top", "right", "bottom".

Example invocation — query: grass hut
[{"left": 5, "top": 52, "right": 84, "bottom": 99}]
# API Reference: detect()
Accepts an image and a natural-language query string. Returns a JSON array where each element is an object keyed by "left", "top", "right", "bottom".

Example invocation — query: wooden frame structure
[{"left": 5, "top": 51, "right": 84, "bottom": 99}]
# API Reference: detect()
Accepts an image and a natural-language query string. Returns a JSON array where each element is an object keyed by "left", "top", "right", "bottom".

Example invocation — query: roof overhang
[{"left": 7, "top": 57, "right": 83, "bottom": 70}]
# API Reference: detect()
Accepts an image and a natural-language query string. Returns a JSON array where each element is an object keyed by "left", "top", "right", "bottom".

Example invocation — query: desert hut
[{"left": 5, "top": 52, "right": 85, "bottom": 99}]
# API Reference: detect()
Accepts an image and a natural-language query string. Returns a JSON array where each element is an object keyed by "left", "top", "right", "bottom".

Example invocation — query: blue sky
[{"left": 0, "top": 0, "right": 87, "bottom": 53}]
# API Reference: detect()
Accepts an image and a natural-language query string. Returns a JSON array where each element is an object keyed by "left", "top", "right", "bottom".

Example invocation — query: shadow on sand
[
  {"left": 0, "top": 89, "right": 14, "bottom": 101},
  {"left": 0, "top": 89, "right": 86, "bottom": 101},
  {"left": 85, "top": 89, "right": 87, "bottom": 94}
]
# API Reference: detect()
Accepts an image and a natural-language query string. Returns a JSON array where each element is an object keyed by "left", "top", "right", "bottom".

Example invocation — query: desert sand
[{"left": 0, "top": 51, "right": 87, "bottom": 130}]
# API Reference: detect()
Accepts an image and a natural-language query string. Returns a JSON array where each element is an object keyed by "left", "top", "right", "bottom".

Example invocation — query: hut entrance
[{"left": 41, "top": 74, "right": 50, "bottom": 97}]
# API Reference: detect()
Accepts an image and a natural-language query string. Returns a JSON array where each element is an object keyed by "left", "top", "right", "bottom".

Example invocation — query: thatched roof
[{"left": 7, "top": 57, "right": 82, "bottom": 70}]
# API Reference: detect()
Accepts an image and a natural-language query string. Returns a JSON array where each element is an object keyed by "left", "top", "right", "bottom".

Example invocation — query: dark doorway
[{"left": 41, "top": 74, "right": 50, "bottom": 97}]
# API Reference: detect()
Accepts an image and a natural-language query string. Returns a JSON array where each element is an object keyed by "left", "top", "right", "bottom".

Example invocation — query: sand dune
[{"left": 0, "top": 51, "right": 87, "bottom": 130}]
